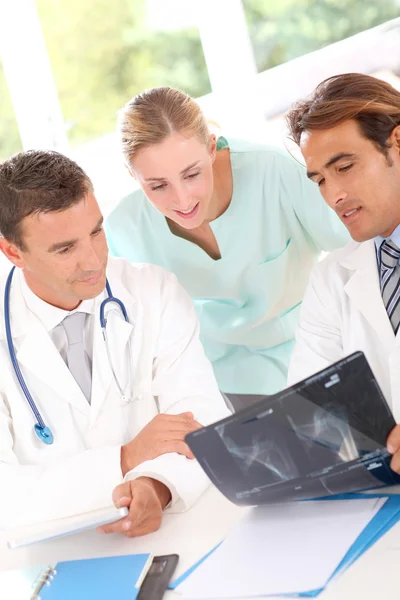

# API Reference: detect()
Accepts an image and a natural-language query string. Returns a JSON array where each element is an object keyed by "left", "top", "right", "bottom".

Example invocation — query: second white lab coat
[
  {"left": 0, "top": 257, "right": 229, "bottom": 529},
  {"left": 288, "top": 240, "right": 400, "bottom": 422}
]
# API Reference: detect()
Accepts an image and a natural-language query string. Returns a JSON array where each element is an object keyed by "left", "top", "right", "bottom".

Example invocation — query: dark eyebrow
[
  {"left": 48, "top": 216, "right": 103, "bottom": 252},
  {"left": 145, "top": 161, "right": 200, "bottom": 182},
  {"left": 306, "top": 153, "right": 357, "bottom": 180}
]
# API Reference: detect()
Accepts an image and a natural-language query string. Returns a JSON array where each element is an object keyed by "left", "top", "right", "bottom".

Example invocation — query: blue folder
[
  {"left": 38, "top": 553, "right": 152, "bottom": 600},
  {"left": 170, "top": 493, "right": 400, "bottom": 596}
]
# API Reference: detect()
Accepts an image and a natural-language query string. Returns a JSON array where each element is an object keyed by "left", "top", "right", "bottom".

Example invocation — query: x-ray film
[{"left": 186, "top": 352, "right": 400, "bottom": 506}]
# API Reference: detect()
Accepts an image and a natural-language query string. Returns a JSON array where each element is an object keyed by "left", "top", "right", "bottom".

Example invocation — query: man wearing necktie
[
  {"left": 285, "top": 72, "right": 400, "bottom": 474},
  {"left": 0, "top": 150, "right": 229, "bottom": 535}
]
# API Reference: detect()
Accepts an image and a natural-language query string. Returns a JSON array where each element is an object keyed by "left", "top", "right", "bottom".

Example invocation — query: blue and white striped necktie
[{"left": 380, "top": 239, "right": 400, "bottom": 335}]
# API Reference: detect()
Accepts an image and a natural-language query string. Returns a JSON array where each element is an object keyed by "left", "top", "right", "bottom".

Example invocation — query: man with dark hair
[
  {"left": 0, "top": 150, "right": 229, "bottom": 534},
  {"left": 286, "top": 73, "right": 400, "bottom": 473}
]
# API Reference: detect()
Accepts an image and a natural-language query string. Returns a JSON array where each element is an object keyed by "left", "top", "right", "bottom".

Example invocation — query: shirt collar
[
  {"left": 374, "top": 223, "right": 400, "bottom": 252},
  {"left": 20, "top": 274, "right": 95, "bottom": 332}
]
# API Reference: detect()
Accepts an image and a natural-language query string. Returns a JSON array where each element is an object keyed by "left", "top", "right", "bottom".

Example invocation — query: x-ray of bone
[
  {"left": 215, "top": 400, "right": 359, "bottom": 489},
  {"left": 187, "top": 352, "right": 400, "bottom": 506},
  {"left": 287, "top": 404, "right": 360, "bottom": 463},
  {"left": 217, "top": 419, "right": 300, "bottom": 483}
]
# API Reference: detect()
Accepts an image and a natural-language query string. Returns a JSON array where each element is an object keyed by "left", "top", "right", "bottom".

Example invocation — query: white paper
[
  {"left": 177, "top": 497, "right": 386, "bottom": 599},
  {"left": 6, "top": 505, "right": 129, "bottom": 548}
]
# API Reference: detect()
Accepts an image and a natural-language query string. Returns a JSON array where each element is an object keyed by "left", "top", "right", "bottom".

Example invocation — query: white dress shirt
[{"left": 20, "top": 275, "right": 95, "bottom": 365}]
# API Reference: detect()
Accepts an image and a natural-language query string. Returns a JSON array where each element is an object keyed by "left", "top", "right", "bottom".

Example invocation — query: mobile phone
[{"left": 137, "top": 554, "right": 179, "bottom": 600}]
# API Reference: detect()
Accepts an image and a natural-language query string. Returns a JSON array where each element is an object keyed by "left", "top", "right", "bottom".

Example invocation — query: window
[
  {"left": 35, "top": 0, "right": 210, "bottom": 148},
  {"left": 243, "top": 0, "right": 400, "bottom": 73},
  {"left": 0, "top": 58, "right": 22, "bottom": 160}
]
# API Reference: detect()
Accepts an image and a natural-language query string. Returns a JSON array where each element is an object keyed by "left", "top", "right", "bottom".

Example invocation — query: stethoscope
[{"left": 4, "top": 266, "right": 132, "bottom": 445}]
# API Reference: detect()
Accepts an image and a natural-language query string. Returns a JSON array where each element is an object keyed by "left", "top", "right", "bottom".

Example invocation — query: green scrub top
[{"left": 106, "top": 138, "right": 349, "bottom": 394}]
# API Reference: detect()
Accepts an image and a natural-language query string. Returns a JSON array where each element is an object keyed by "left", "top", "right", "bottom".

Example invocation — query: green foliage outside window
[
  {"left": 35, "top": 0, "right": 210, "bottom": 148},
  {"left": 0, "top": 60, "right": 23, "bottom": 160},
  {"left": 243, "top": 0, "right": 400, "bottom": 72}
]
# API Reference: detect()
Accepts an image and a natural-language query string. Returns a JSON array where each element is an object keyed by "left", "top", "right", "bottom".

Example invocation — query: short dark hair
[
  {"left": 0, "top": 149, "right": 93, "bottom": 250},
  {"left": 286, "top": 73, "right": 400, "bottom": 156}
]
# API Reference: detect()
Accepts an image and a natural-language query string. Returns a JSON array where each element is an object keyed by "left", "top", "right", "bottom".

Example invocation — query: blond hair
[{"left": 118, "top": 87, "right": 210, "bottom": 164}]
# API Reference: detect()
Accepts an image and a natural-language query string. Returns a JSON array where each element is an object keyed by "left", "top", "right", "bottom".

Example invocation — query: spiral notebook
[{"left": 30, "top": 553, "right": 152, "bottom": 600}]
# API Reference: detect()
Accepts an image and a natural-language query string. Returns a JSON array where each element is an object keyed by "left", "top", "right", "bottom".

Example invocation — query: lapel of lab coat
[
  {"left": 14, "top": 270, "right": 136, "bottom": 421},
  {"left": 340, "top": 240, "right": 395, "bottom": 350},
  {"left": 89, "top": 281, "right": 135, "bottom": 425}
]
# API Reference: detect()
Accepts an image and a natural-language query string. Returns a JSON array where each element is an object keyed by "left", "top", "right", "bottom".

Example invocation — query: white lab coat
[
  {"left": 0, "top": 257, "right": 229, "bottom": 529},
  {"left": 288, "top": 239, "right": 400, "bottom": 422}
]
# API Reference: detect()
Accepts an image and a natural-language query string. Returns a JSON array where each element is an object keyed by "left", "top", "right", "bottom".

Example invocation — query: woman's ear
[
  {"left": 124, "top": 162, "right": 136, "bottom": 180},
  {"left": 209, "top": 134, "right": 217, "bottom": 162}
]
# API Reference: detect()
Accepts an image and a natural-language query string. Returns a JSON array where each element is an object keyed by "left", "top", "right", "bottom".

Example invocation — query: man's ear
[
  {"left": 390, "top": 124, "right": 400, "bottom": 156},
  {"left": 0, "top": 238, "right": 25, "bottom": 268}
]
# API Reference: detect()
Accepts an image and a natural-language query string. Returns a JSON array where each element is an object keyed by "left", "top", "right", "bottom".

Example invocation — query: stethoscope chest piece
[{"left": 34, "top": 424, "right": 54, "bottom": 445}]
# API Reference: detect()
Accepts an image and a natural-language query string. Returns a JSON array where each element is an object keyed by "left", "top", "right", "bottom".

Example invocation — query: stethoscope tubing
[
  {"left": 5, "top": 267, "right": 47, "bottom": 429},
  {"left": 100, "top": 280, "right": 129, "bottom": 327},
  {"left": 4, "top": 267, "right": 130, "bottom": 445}
]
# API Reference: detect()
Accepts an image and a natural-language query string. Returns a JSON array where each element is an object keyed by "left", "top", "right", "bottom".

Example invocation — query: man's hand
[
  {"left": 97, "top": 477, "right": 171, "bottom": 538},
  {"left": 120, "top": 412, "right": 202, "bottom": 476},
  {"left": 387, "top": 424, "right": 400, "bottom": 473}
]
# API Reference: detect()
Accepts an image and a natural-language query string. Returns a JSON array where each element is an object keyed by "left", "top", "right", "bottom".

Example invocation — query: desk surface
[{"left": 1, "top": 485, "right": 400, "bottom": 600}]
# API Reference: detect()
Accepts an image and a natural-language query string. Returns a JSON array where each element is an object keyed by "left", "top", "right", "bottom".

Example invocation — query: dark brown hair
[
  {"left": 286, "top": 73, "right": 400, "bottom": 155},
  {"left": 0, "top": 149, "right": 93, "bottom": 249}
]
